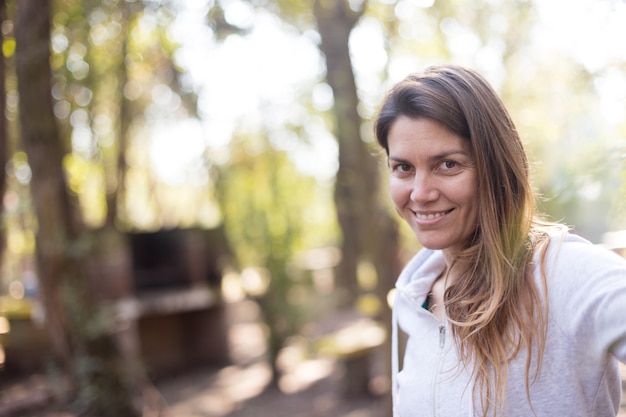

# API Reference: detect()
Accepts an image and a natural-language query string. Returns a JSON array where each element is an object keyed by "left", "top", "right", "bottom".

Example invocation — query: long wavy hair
[{"left": 375, "top": 65, "right": 554, "bottom": 416}]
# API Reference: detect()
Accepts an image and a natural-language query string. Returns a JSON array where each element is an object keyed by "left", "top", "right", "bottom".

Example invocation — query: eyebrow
[{"left": 388, "top": 150, "right": 471, "bottom": 163}]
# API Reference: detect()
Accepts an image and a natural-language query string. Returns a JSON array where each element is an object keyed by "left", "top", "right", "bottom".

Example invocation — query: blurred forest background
[{"left": 0, "top": 0, "right": 625, "bottom": 416}]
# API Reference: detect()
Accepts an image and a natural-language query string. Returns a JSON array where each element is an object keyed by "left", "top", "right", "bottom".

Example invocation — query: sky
[
  {"left": 150, "top": 2, "right": 331, "bottom": 184},
  {"left": 148, "top": 0, "right": 626, "bottom": 185}
]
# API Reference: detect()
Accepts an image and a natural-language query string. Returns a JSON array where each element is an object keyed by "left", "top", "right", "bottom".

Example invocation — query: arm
[{"left": 546, "top": 236, "right": 626, "bottom": 362}]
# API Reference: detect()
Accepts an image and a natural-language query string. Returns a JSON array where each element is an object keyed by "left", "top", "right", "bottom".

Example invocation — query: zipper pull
[{"left": 439, "top": 325, "right": 446, "bottom": 348}]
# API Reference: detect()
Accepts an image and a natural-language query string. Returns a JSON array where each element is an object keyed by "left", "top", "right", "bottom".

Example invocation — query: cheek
[
  {"left": 389, "top": 179, "right": 408, "bottom": 209},
  {"left": 456, "top": 179, "right": 479, "bottom": 217}
]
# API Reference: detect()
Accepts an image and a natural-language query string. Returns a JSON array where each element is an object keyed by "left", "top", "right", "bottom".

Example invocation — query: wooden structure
[{"left": 2, "top": 227, "right": 233, "bottom": 379}]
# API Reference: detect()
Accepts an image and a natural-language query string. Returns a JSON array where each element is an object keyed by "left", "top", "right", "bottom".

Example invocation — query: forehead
[{"left": 387, "top": 116, "right": 471, "bottom": 158}]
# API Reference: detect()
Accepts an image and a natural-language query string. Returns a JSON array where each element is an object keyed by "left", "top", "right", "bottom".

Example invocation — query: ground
[
  {"left": 158, "top": 361, "right": 388, "bottom": 417},
  {"left": 0, "top": 300, "right": 389, "bottom": 417},
  {"left": 156, "top": 299, "right": 389, "bottom": 417},
  {"left": 1, "top": 299, "right": 625, "bottom": 416}
]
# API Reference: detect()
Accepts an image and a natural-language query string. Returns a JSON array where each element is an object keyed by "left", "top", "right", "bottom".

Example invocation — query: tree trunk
[
  {"left": 0, "top": 0, "right": 8, "bottom": 265},
  {"left": 15, "top": 1, "right": 140, "bottom": 415},
  {"left": 314, "top": 1, "right": 400, "bottom": 408},
  {"left": 105, "top": 1, "right": 137, "bottom": 228},
  {"left": 314, "top": 0, "right": 367, "bottom": 308},
  {"left": 15, "top": 0, "right": 76, "bottom": 389},
  {"left": 313, "top": 0, "right": 401, "bottom": 309}
]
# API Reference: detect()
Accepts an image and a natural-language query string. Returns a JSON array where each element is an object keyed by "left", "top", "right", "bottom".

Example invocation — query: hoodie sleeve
[{"left": 545, "top": 235, "right": 626, "bottom": 362}]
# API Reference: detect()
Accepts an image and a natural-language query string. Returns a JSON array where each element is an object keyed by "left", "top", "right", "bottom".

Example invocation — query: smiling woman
[{"left": 375, "top": 64, "right": 626, "bottom": 417}]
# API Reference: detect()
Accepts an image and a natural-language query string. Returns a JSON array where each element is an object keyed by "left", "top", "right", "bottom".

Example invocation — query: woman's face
[{"left": 387, "top": 116, "right": 479, "bottom": 261}]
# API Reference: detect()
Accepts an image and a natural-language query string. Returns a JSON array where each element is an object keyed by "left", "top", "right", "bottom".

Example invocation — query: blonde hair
[{"left": 375, "top": 65, "right": 555, "bottom": 416}]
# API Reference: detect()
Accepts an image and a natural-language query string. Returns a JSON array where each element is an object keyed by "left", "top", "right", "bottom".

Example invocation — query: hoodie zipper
[
  {"left": 439, "top": 324, "right": 446, "bottom": 348},
  {"left": 432, "top": 322, "right": 446, "bottom": 417}
]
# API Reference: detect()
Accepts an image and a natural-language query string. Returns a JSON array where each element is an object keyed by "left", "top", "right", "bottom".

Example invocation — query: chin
[
  {"left": 414, "top": 233, "right": 459, "bottom": 251},
  {"left": 415, "top": 239, "right": 447, "bottom": 251}
]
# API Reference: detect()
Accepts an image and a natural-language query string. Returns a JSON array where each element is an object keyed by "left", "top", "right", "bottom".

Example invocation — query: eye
[
  {"left": 437, "top": 160, "right": 460, "bottom": 173},
  {"left": 389, "top": 161, "right": 412, "bottom": 175},
  {"left": 396, "top": 163, "right": 411, "bottom": 172}
]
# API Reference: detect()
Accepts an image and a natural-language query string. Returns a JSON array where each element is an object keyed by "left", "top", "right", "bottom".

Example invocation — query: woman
[{"left": 374, "top": 65, "right": 626, "bottom": 417}]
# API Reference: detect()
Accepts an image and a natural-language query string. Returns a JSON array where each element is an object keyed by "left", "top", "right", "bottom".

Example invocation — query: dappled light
[
  {"left": 278, "top": 357, "right": 334, "bottom": 395},
  {"left": 161, "top": 363, "right": 272, "bottom": 416},
  {"left": 220, "top": 365, "right": 270, "bottom": 404},
  {"left": 1, "top": 0, "right": 625, "bottom": 416}
]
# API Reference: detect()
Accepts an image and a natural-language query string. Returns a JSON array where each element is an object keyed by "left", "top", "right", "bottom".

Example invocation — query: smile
[{"left": 414, "top": 209, "right": 453, "bottom": 220}]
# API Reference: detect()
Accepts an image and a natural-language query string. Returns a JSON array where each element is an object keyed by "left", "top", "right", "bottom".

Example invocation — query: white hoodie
[{"left": 391, "top": 231, "right": 626, "bottom": 417}]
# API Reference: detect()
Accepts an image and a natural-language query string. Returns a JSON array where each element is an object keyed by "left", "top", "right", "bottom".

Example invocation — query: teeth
[{"left": 416, "top": 211, "right": 446, "bottom": 220}]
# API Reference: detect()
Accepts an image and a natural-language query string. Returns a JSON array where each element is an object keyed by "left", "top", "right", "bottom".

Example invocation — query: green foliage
[
  {"left": 369, "top": 0, "right": 626, "bottom": 243},
  {"left": 216, "top": 131, "right": 337, "bottom": 268},
  {"left": 502, "top": 54, "right": 625, "bottom": 241},
  {"left": 3, "top": 0, "right": 625, "bottom": 397},
  {"left": 215, "top": 129, "right": 337, "bottom": 375},
  {"left": 43, "top": 0, "right": 200, "bottom": 229}
]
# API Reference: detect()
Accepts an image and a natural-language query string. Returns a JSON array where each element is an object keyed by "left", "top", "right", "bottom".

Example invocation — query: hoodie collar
[
  {"left": 396, "top": 248, "right": 447, "bottom": 296},
  {"left": 392, "top": 248, "right": 446, "bottom": 417}
]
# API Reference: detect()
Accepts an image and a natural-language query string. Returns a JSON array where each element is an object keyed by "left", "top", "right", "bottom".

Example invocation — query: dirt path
[
  {"left": 157, "top": 299, "right": 389, "bottom": 417},
  {"left": 158, "top": 362, "right": 387, "bottom": 417},
  {"left": 1, "top": 299, "right": 625, "bottom": 416}
]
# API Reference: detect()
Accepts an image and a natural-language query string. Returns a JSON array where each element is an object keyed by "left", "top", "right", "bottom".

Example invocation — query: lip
[{"left": 411, "top": 208, "right": 454, "bottom": 225}]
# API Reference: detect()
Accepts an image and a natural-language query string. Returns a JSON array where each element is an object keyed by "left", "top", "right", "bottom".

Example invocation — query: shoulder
[
  {"left": 534, "top": 227, "right": 626, "bottom": 315},
  {"left": 537, "top": 228, "right": 626, "bottom": 317},
  {"left": 540, "top": 230, "right": 626, "bottom": 277},
  {"left": 538, "top": 230, "right": 626, "bottom": 360}
]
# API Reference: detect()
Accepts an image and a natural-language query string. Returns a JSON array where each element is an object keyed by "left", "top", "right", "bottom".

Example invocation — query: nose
[{"left": 410, "top": 172, "right": 438, "bottom": 204}]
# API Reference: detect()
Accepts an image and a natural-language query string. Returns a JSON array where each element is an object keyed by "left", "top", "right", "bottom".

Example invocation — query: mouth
[{"left": 413, "top": 208, "right": 454, "bottom": 221}]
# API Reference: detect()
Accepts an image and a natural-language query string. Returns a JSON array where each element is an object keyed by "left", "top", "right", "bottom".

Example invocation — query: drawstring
[{"left": 391, "top": 290, "right": 400, "bottom": 417}]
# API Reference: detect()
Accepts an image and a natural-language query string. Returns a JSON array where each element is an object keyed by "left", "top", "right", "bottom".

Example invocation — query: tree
[
  {"left": 15, "top": 0, "right": 76, "bottom": 385},
  {"left": 313, "top": 0, "right": 401, "bottom": 311},
  {"left": 0, "top": 0, "right": 7, "bottom": 264},
  {"left": 201, "top": 1, "right": 401, "bottom": 399},
  {"left": 215, "top": 130, "right": 326, "bottom": 382},
  {"left": 14, "top": 0, "right": 139, "bottom": 415},
  {"left": 312, "top": 2, "right": 400, "bottom": 408}
]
